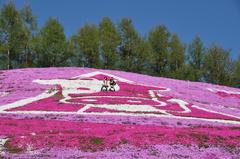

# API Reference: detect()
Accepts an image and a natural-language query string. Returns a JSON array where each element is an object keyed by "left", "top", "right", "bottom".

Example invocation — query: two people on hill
[{"left": 101, "top": 77, "right": 116, "bottom": 91}]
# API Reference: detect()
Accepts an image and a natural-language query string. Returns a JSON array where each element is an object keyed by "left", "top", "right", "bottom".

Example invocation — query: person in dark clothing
[
  {"left": 101, "top": 77, "right": 108, "bottom": 91},
  {"left": 109, "top": 77, "right": 116, "bottom": 91}
]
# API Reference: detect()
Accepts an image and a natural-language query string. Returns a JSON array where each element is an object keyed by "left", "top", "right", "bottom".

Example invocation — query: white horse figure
[
  {"left": 33, "top": 78, "right": 188, "bottom": 115},
  {"left": 0, "top": 75, "right": 191, "bottom": 115},
  {"left": 33, "top": 78, "right": 172, "bottom": 114}
]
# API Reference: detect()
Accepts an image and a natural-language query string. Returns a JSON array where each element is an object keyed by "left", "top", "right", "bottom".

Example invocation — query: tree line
[{"left": 0, "top": 2, "right": 239, "bottom": 87}]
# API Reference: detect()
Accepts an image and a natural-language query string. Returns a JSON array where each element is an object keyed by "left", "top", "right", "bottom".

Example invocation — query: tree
[
  {"left": 132, "top": 38, "right": 152, "bottom": 73},
  {"left": 19, "top": 3, "right": 37, "bottom": 67},
  {"left": 204, "top": 45, "right": 234, "bottom": 86},
  {"left": 148, "top": 25, "right": 170, "bottom": 76},
  {"left": 99, "top": 17, "right": 119, "bottom": 69},
  {"left": 76, "top": 24, "right": 100, "bottom": 68},
  {"left": 0, "top": 1, "right": 25, "bottom": 69},
  {"left": 168, "top": 34, "right": 185, "bottom": 78},
  {"left": 172, "top": 64, "right": 195, "bottom": 80},
  {"left": 233, "top": 55, "right": 240, "bottom": 87},
  {"left": 66, "top": 35, "right": 84, "bottom": 67},
  {"left": 118, "top": 18, "right": 140, "bottom": 71},
  {"left": 37, "top": 17, "right": 67, "bottom": 67},
  {"left": 188, "top": 36, "right": 205, "bottom": 81}
]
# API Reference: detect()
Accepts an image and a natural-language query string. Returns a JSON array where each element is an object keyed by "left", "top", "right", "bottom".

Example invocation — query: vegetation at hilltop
[{"left": 0, "top": 1, "right": 239, "bottom": 87}]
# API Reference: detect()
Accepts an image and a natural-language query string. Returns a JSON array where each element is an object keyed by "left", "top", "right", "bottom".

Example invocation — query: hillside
[{"left": 0, "top": 67, "right": 239, "bottom": 159}]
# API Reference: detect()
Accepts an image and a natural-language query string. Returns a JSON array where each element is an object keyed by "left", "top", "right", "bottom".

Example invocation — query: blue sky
[{"left": 1, "top": 0, "right": 240, "bottom": 59}]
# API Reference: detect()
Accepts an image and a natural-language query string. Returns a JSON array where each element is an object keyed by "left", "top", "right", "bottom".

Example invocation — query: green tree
[
  {"left": 172, "top": 64, "right": 195, "bottom": 80},
  {"left": 76, "top": 24, "right": 100, "bottom": 68},
  {"left": 0, "top": 1, "right": 25, "bottom": 69},
  {"left": 148, "top": 25, "right": 170, "bottom": 76},
  {"left": 19, "top": 3, "right": 37, "bottom": 67},
  {"left": 37, "top": 17, "right": 67, "bottom": 67},
  {"left": 188, "top": 36, "right": 205, "bottom": 81},
  {"left": 118, "top": 18, "right": 140, "bottom": 71},
  {"left": 168, "top": 34, "right": 185, "bottom": 78},
  {"left": 99, "top": 17, "right": 119, "bottom": 69},
  {"left": 233, "top": 55, "right": 240, "bottom": 87},
  {"left": 204, "top": 45, "right": 234, "bottom": 86},
  {"left": 66, "top": 35, "right": 84, "bottom": 67},
  {"left": 29, "top": 34, "right": 41, "bottom": 66},
  {"left": 132, "top": 38, "right": 152, "bottom": 73}
]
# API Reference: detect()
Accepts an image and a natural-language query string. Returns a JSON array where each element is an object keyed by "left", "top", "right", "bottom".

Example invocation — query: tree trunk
[
  {"left": 25, "top": 45, "right": 28, "bottom": 66},
  {"left": 7, "top": 49, "right": 10, "bottom": 70}
]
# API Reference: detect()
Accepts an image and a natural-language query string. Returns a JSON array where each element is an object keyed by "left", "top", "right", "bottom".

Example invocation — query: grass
[
  {"left": 90, "top": 137, "right": 103, "bottom": 145},
  {"left": 4, "top": 140, "right": 24, "bottom": 154}
]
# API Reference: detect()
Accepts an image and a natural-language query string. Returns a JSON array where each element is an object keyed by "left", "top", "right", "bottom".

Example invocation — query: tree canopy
[{"left": 0, "top": 1, "right": 239, "bottom": 87}]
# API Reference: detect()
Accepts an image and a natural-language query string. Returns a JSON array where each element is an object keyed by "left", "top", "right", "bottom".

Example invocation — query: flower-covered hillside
[{"left": 0, "top": 67, "right": 239, "bottom": 159}]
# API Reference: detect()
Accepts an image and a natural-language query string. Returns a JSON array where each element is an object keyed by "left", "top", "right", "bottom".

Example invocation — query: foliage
[
  {"left": 37, "top": 17, "right": 67, "bottom": 67},
  {"left": 203, "top": 45, "right": 234, "bottom": 86},
  {"left": 0, "top": 1, "right": 25, "bottom": 69},
  {"left": 188, "top": 36, "right": 205, "bottom": 81},
  {"left": 99, "top": 17, "right": 119, "bottom": 69},
  {"left": 118, "top": 18, "right": 141, "bottom": 71},
  {"left": 168, "top": 34, "right": 185, "bottom": 79},
  {"left": 0, "top": 1, "right": 238, "bottom": 87},
  {"left": 76, "top": 24, "right": 100, "bottom": 68},
  {"left": 232, "top": 56, "right": 240, "bottom": 87},
  {"left": 148, "top": 25, "right": 170, "bottom": 76}
]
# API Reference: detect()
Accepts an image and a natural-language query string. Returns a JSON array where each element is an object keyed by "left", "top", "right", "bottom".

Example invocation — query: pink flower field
[{"left": 0, "top": 67, "right": 240, "bottom": 159}]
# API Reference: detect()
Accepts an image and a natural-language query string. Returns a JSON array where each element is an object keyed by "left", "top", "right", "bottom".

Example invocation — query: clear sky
[{"left": 1, "top": 0, "right": 240, "bottom": 59}]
